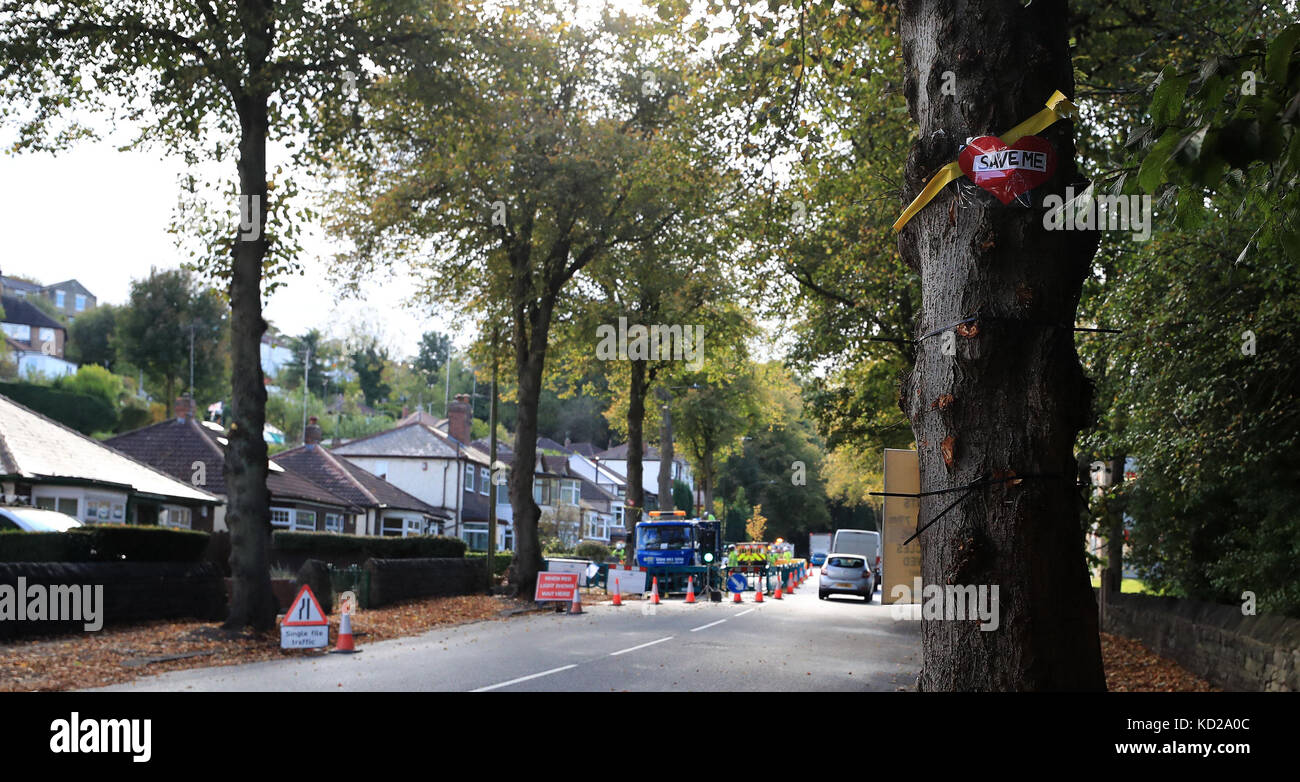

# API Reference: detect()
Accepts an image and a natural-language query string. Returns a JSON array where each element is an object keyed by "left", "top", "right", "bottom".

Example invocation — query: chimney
[
  {"left": 448, "top": 393, "right": 471, "bottom": 444},
  {"left": 304, "top": 416, "right": 323, "bottom": 446},
  {"left": 401, "top": 405, "right": 410, "bottom": 419},
  {"left": 174, "top": 397, "right": 194, "bottom": 421}
]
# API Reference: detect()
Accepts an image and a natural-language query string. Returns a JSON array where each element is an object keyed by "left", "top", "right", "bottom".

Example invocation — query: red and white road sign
[
  {"left": 282, "top": 585, "right": 328, "bottom": 626},
  {"left": 534, "top": 572, "right": 579, "bottom": 602},
  {"left": 280, "top": 585, "right": 329, "bottom": 649}
]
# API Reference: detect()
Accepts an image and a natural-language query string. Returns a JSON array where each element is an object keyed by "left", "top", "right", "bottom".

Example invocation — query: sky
[{"left": 0, "top": 137, "right": 455, "bottom": 358}]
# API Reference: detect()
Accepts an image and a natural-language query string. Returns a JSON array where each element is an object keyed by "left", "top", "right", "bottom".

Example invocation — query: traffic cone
[
  {"left": 332, "top": 612, "right": 358, "bottom": 653},
  {"left": 569, "top": 584, "right": 584, "bottom": 614},
  {"left": 788, "top": 572, "right": 797, "bottom": 593},
  {"left": 650, "top": 577, "right": 661, "bottom": 605},
  {"left": 755, "top": 582, "right": 764, "bottom": 603},
  {"left": 611, "top": 578, "right": 622, "bottom": 606},
  {"left": 774, "top": 578, "right": 784, "bottom": 599},
  {"left": 685, "top": 576, "right": 696, "bottom": 604},
  {"left": 732, "top": 588, "right": 743, "bottom": 604}
]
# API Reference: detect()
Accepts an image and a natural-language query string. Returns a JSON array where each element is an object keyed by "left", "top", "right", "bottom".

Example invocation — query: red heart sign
[{"left": 957, "top": 135, "right": 1057, "bottom": 204}]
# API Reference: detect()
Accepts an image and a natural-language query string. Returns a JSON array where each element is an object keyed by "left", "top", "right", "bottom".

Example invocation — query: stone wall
[
  {"left": 365, "top": 557, "right": 488, "bottom": 608},
  {"left": 1098, "top": 588, "right": 1300, "bottom": 691},
  {"left": 0, "top": 561, "right": 226, "bottom": 640}
]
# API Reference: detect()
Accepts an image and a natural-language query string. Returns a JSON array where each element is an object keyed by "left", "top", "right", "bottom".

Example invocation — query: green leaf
[
  {"left": 1265, "top": 24, "right": 1300, "bottom": 86},
  {"left": 1138, "top": 129, "right": 1179, "bottom": 192},
  {"left": 1150, "top": 69, "right": 1190, "bottom": 126}
]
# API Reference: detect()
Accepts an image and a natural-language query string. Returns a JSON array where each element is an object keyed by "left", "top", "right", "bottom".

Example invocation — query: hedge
[
  {"left": 466, "top": 551, "right": 514, "bottom": 577},
  {"left": 0, "top": 526, "right": 210, "bottom": 563},
  {"left": 272, "top": 531, "right": 468, "bottom": 560},
  {"left": 0, "top": 381, "right": 117, "bottom": 434}
]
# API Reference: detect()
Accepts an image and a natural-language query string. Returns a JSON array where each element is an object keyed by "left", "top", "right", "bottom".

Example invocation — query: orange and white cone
[
  {"left": 611, "top": 578, "right": 622, "bottom": 606},
  {"left": 650, "top": 577, "right": 661, "bottom": 605},
  {"left": 774, "top": 578, "right": 783, "bottom": 599},
  {"left": 732, "top": 588, "right": 743, "bottom": 603},
  {"left": 685, "top": 576, "right": 696, "bottom": 604},
  {"left": 569, "top": 584, "right": 584, "bottom": 614},
  {"left": 755, "top": 581, "right": 764, "bottom": 603},
  {"left": 332, "top": 611, "right": 357, "bottom": 653},
  {"left": 788, "top": 572, "right": 797, "bottom": 593}
]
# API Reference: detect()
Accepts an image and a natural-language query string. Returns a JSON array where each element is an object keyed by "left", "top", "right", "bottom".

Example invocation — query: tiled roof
[
  {"left": 332, "top": 421, "right": 490, "bottom": 466},
  {"left": 0, "top": 394, "right": 217, "bottom": 504},
  {"left": 580, "top": 477, "right": 618, "bottom": 502},
  {"left": 596, "top": 442, "right": 661, "bottom": 460},
  {"left": 105, "top": 417, "right": 356, "bottom": 510},
  {"left": 0, "top": 295, "right": 65, "bottom": 330},
  {"left": 272, "top": 444, "right": 449, "bottom": 518},
  {"left": 567, "top": 442, "right": 598, "bottom": 457}
]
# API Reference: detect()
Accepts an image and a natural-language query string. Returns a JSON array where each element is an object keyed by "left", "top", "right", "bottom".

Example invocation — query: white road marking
[
  {"left": 689, "top": 619, "right": 727, "bottom": 633},
  {"left": 609, "top": 636, "right": 674, "bottom": 656},
  {"left": 735, "top": 608, "right": 756, "bottom": 617},
  {"left": 470, "top": 664, "right": 577, "bottom": 692}
]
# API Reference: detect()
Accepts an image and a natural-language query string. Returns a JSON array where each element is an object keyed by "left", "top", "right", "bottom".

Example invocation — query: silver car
[
  {"left": 0, "top": 506, "right": 84, "bottom": 532},
  {"left": 818, "top": 554, "right": 875, "bottom": 601}
]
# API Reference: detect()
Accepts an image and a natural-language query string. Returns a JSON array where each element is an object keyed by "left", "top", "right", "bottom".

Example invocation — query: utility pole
[
  {"left": 487, "top": 328, "right": 499, "bottom": 593},
  {"left": 657, "top": 387, "right": 674, "bottom": 511},
  {"left": 188, "top": 324, "right": 195, "bottom": 402},
  {"left": 301, "top": 341, "right": 311, "bottom": 445},
  {"left": 444, "top": 347, "right": 452, "bottom": 417}
]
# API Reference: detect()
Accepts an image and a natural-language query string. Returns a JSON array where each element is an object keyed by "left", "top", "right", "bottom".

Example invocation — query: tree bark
[
  {"left": 898, "top": 0, "right": 1105, "bottom": 690},
  {"left": 507, "top": 292, "right": 552, "bottom": 600},
  {"left": 626, "top": 358, "right": 647, "bottom": 517},
  {"left": 657, "top": 388, "right": 674, "bottom": 511},
  {"left": 222, "top": 83, "right": 276, "bottom": 631}
]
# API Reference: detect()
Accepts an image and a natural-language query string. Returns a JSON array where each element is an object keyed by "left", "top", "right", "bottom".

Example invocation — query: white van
[{"left": 831, "top": 529, "right": 881, "bottom": 588}]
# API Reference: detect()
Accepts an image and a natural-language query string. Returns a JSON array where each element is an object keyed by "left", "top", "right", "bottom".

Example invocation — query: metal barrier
[{"left": 328, "top": 563, "right": 371, "bottom": 609}]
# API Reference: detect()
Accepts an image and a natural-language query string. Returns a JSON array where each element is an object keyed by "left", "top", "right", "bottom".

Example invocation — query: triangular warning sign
[{"left": 282, "top": 584, "right": 328, "bottom": 626}]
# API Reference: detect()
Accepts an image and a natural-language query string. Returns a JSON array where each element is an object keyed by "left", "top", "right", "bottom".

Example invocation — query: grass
[{"left": 1090, "top": 577, "right": 1147, "bottom": 593}]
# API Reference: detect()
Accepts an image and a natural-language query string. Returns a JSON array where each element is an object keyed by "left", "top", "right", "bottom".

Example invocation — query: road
[{"left": 94, "top": 573, "right": 921, "bottom": 692}]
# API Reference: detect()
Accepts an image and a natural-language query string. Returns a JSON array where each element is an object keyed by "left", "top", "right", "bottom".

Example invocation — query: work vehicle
[
  {"left": 634, "top": 510, "right": 724, "bottom": 599},
  {"left": 809, "top": 532, "right": 831, "bottom": 567},
  {"left": 832, "top": 529, "right": 881, "bottom": 589},
  {"left": 0, "top": 505, "right": 84, "bottom": 532},
  {"left": 818, "top": 554, "right": 876, "bottom": 601}
]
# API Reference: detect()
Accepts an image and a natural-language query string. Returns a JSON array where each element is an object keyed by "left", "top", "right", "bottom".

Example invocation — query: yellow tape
[{"left": 892, "top": 91, "right": 1077, "bottom": 233}]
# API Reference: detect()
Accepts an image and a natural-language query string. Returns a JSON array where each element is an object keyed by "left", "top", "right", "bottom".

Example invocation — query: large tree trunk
[
  {"left": 898, "top": 0, "right": 1105, "bottom": 690},
  {"left": 508, "top": 297, "right": 551, "bottom": 600},
  {"left": 222, "top": 82, "right": 276, "bottom": 632},
  {"left": 626, "top": 358, "right": 647, "bottom": 516},
  {"left": 657, "top": 388, "right": 674, "bottom": 511}
]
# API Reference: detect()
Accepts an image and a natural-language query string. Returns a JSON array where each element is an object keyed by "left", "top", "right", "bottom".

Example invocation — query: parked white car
[{"left": 0, "top": 506, "right": 85, "bottom": 532}]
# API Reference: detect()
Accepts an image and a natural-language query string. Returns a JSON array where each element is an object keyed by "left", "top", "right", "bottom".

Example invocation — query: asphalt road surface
[{"left": 95, "top": 573, "right": 921, "bottom": 692}]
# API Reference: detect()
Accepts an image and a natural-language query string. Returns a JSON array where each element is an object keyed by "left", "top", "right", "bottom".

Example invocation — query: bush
[
  {"left": 467, "top": 551, "right": 514, "bottom": 577},
  {"left": 0, "top": 381, "right": 117, "bottom": 434},
  {"left": 0, "top": 525, "right": 210, "bottom": 562},
  {"left": 272, "top": 531, "right": 468, "bottom": 560},
  {"left": 574, "top": 541, "right": 611, "bottom": 562}
]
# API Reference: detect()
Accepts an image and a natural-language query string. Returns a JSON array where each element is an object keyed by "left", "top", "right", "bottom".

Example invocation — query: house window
[
  {"left": 463, "top": 522, "right": 487, "bottom": 552},
  {"left": 381, "top": 516, "right": 422, "bottom": 537},
  {"left": 614, "top": 504, "right": 625, "bottom": 526},
  {"left": 36, "top": 496, "right": 80, "bottom": 518},
  {"left": 55, "top": 290, "right": 65, "bottom": 308},
  {"left": 75, "top": 294, "right": 86, "bottom": 311},
  {"left": 464, "top": 463, "right": 475, "bottom": 493},
  {"left": 561, "top": 480, "right": 580, "bottom": 506},
  {"left": 38, "top": 328, "right": 54, "bottom": 346},
  {"left": 532, "top": 479, "right": 553, "bottom": 506},
  {"left": 502, "top": 528, "right": 514, "bottom": 551},
  {"left": 83, "top": 498, "right": 118, "bottom": 523},
  {"left": 270, "top": 508, "right": 292, "bottom": 528},
  {"left": 2, "top": 323, "right": 31, "bottom": 342},
  {"left": 294, "top": 510, "right": 317, "bottom": 531},
  {"left": 325, "top": 513, "right": 343, "bottom": 533},
  {"left": 161, "top": 507, "right": 192, "bottom": 529},
  {"left": 479, "top": 467, "right": 489, "bottom": 495}
]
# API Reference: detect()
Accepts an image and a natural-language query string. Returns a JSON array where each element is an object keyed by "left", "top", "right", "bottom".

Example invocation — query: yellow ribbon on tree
[{"left": 892, "top": 90, "right": 1078, "bottom": 233}]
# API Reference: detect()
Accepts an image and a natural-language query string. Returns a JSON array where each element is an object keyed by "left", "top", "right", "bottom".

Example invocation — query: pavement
[{"left": 93, "top": 573, "right": 922, "bottom": 692}]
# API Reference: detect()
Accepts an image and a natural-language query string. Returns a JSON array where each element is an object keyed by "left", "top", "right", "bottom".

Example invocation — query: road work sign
[
  {"left": 535, "top": 572, "right": 580, "bottom": 602},
  {"left": 281, "top": 584, "right": 329, "bottom": 649},
  {"left": 605, "top": 567, "right": 647, "bottom": 594},
  {"left": 727, "top": 573, "right": 747, "bottom": 593},
  {"left": 882, "top": 448, "right": 922, "bottom": 605}
]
